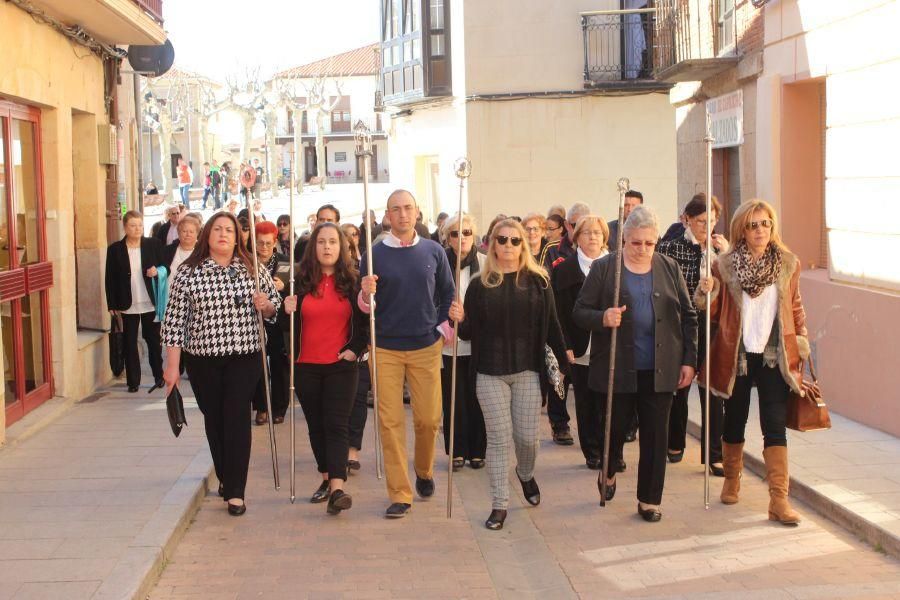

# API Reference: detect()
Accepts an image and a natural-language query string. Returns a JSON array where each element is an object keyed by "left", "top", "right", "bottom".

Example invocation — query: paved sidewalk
[
  {"left": 0, "top": 376, "right": 211, "bottom": 600},
  {"left": 151, "top": 400, "right": 900, "bottom": 599},
  {"left": 686, "top": 387, "right": 900, "bottom": 558}
]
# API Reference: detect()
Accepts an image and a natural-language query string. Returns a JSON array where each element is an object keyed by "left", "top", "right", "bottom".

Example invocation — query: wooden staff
[
  {"left": 242, "top": 166, "right": 280, "bottom": 490},
  {"left": 446, "top": 157, "right": 472, "bottom": 519},
  {"left": 354, "top": 122, "right": 384, "bottom": 480},
  {"left": 600, "top": 177, "right": 630, "bottom": 507},
  {"left": 288, "top": 149, "right": 297, "bottom": 504},
  {"left": 704, "top": 116, "right": 715, "bottom": 509}
]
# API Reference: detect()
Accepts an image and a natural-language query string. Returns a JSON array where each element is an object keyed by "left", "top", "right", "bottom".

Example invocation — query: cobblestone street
[{"left": 150, "top": 402, "right": 900, "bottom": 599}]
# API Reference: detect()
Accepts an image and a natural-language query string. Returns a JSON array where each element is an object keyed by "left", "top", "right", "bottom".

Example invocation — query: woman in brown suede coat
[{"left": 698, "top": 199, "right": 810, "bottom": 526}]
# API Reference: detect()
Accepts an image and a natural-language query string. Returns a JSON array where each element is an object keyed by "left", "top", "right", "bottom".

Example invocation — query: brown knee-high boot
[
  {"left": 763, "top": 446, "right": 801, "bottom": 525},
  {"left": 720, "top": 441, "right": 743, "bottom": 504}
]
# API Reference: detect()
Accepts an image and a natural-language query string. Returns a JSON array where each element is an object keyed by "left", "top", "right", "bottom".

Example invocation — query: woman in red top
[{"left": 283, "top": 223, "right": 368, "bottom": 514}]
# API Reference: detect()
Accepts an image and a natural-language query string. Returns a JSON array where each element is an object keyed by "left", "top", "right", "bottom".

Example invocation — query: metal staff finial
[
  {"left": 617, "top": 177, "right": 630, "bottom": 193},
  {"left": 447, "top": 156, "right": 471, "bottom": 519},
  {"left": 355, "top": 119, "right": 385, "bottom": 480}
]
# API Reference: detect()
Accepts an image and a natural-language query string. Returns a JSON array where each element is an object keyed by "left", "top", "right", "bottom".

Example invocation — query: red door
[{"left": 0, "top": 100, "right": 54, "bottom": 427}]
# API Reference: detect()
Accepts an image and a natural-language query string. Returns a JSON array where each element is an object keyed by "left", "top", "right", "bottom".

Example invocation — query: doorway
[
  {"left": 712, "top": 146, "right": 741, "bottom": 235},
  {"left": 0, "top": 100, "right": 54, "bottom": 427}
]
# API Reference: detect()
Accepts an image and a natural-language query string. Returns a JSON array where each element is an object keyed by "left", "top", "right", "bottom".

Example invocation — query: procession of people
[{"left": 115, "top": 165, "right": 809, "bottom": 531}]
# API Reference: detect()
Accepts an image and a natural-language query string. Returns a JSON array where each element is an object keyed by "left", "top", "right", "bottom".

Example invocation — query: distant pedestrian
[{"left": 176, "top": 157, "right": 193, "bottom": 206}]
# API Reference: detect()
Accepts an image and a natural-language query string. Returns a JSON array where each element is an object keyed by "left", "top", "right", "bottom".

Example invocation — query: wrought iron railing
[
  {"left": 581, "top": 8, "right": 661, "bottom": 87},
  {"left": 654, "top": 0, "right": 692, "bottom": 74},
  {"left": 133, "top": 0, "right": 163, "bottom": 24}
]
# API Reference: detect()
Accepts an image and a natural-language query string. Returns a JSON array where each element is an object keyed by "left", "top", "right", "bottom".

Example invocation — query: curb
[
  {"left": 92, "top": 450, "right": 214, "bottom": 600},
  {"left": 687, "top": 418, "right": 900, "bottom": 560}
]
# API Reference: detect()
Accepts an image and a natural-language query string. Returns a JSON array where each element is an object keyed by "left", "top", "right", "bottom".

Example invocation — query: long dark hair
[
  {"left": 297, "top": 222, "right": 358, "bottom": 298},
  {"left": 183, "top": 211, "right": 256, "bottom": 276}
]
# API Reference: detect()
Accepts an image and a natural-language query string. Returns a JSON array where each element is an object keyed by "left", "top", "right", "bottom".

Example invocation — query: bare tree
[
  {"left": 304, "top": 74, "right": 343, "bottom": 191},
  {"left": 223, "top": 68, "right": 265, "bottom": 162},
  {"left": 144, "top": 81, "right": 186, "bottom": 193},
  {"left": 272, "top": 77, "right": 309, "bottom": 193}
]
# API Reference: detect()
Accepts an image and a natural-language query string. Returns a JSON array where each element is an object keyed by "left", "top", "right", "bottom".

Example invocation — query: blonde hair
[
  {"left": 727, "top": 199, "right": 789, "bottom": 254},
  {"left": 177, "top": 214, "right": 202, "bottom": 234},
  {"left": 522, "top": 213, "right": 546, "bottom": 230},
  {"left": 481, "top": 219, "right": 549, "bottom": 289},
  {"left": 572, "top": 215, "right": 609, "bottom": 250}
]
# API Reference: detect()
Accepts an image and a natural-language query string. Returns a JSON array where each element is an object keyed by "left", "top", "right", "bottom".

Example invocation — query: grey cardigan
[{"left": 572, "top": 252, "right": 698, "bottom": 394}]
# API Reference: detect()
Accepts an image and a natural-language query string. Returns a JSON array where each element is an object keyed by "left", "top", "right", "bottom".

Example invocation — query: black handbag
[
  {"left": 108, "top": 314, "right": 125, "bottom": 377},
  {"left": 166, "top": 385, "right": 188, "bottom": 437}
]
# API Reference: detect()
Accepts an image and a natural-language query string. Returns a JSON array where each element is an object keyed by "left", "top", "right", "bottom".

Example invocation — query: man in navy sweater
[{"left": 360, "top": 190, "right": 455, "bottom": 518}]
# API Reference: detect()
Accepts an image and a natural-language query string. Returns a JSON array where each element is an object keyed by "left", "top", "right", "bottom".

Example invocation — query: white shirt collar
[
  {"left": 577, "top": 247, "right": 608, "bottom": 276},
  {"left": 383, "top": 231, "right": 420, "bottom": 248}
]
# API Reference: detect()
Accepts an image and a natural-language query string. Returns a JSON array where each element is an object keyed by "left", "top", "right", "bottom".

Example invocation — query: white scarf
[{"left": 577, "top": 247, "right": 608, "bottom": 276}]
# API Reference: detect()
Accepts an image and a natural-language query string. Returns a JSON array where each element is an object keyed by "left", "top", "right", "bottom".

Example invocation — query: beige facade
[
  {"left": 0, "top": 0, "right": 164, "bottom": 442},
  {"left": 383, "top": 0, "right": 678, "bottom": 228}
]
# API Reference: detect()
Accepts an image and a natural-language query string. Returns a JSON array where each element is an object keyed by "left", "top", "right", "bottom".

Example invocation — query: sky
[{"left": 161, "top": 0, "right": 380, "bottom": 83}]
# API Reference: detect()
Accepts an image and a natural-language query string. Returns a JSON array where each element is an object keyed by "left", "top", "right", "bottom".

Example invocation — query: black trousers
[
  {"left": 252, "top": 325, "right": 288, "bottom": 417},
  {"left": 121, "top": 311, "right": 163, "bottom": 388},
  {"left": 547, "top": 377, "right": 571, "bottom": 429},
  {"left": 609, "top": 370, "right": 672, "bottom": 505},
  {"left": 184, "top": 352, "right": 261, "bottom": 501},
  {"left": 440, "top": 355, "right": 486, "bottom": 460},
  {"left": 349, "top": 360, "right": 370, "bottom": 451},
  {"left": 572, "top": 364, "right": 606, "bottom": 462},
  {"left": 296, "top": 360, "right": 358, "bottom": 481},
  {"left": 668, "top": 384, "right": 723, "bottom": 463},
  {"left": 723, "top": 353, "right": 789, "bottom": 448}
]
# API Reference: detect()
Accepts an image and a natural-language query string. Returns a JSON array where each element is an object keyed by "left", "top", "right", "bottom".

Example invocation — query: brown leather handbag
[{"left": 786, "top": 354, "right": 831, "bottom": 431}]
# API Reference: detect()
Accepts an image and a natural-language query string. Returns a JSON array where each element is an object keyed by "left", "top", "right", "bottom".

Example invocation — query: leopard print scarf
[{"left": 731, "top": 240, "right": 782, "bottom": 298}]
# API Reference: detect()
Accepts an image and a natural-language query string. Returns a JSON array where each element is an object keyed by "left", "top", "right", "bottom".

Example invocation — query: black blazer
[
  {"left": 155, "top": 221, "right": 175, "bottom": 245},
  {"left": 105, "top": 237, "right": 165, "bottom": 311},
  {"left": 572, "top": 252, "right": 698, "bottom": 394},
  {"left": 552, "top": 253, "right": 590, "bottom": 357}
]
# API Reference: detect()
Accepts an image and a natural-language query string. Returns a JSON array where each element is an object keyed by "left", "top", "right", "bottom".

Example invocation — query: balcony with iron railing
[
  {"left": 653, "top": 0, "right": 739, "bottom": 82},
  {"left": 581, "top": 8, "right": 672, "bottom": 91}
]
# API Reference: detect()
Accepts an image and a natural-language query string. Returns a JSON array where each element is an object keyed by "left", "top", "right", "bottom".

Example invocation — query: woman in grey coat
[{"left": 573, "top": 206, "right": 698, "bottom": 522}]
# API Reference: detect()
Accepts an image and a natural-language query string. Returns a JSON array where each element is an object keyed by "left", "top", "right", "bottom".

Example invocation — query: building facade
[
  {"left": 0, "top": 0, "right": 165, "bottom": 442},
  {"left": 379, "top": 0, "right": 679, "bottom": 229},
  {"left": 272, "top": 45, "right": 390, "bottom": 187},
  {"left": 662, "top": 0, "right": 900, "bottom": 436}
]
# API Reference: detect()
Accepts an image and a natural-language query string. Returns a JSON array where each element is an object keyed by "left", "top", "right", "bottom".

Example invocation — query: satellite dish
[{"left": 128, "top": 39, "right": 175, "bottom": 77}]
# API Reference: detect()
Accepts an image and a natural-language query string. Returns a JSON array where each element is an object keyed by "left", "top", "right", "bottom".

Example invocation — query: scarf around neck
[{"left": 732, "top": 240, "right": 782, "bottom": 298}]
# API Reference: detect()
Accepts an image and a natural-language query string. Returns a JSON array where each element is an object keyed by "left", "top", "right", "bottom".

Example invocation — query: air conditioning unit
[{"left": 98, "top": 124, "right": 117, "bottom": 165}]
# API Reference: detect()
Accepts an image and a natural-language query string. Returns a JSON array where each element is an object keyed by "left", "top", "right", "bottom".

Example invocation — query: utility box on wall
[{"left": 98, "top": 124, "right": 117, "bottom": 165}]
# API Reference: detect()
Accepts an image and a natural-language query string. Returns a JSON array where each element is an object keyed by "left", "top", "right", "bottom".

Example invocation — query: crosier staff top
[
  {"left": 354, "top": 120, "right": 373, "bottom": 157},
  {"left": 617, "top": 177, "right": 630, "bottom": 194},
  {"left": 454, "top": 157, "right": 472, "bottom": 180}
]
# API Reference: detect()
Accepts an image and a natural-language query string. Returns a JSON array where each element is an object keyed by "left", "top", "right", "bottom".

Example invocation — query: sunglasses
[
  {"left": 242, "top": 227, "right": 250, "bottom": 233},
  {"left": 628, "top": 240, "right": 657, "bottom": 249},
  {"left": 745, "top": 219, "right": 773, "bottom": 231},
  {"left": 277, "top": 222, "right": 289, "bottom": 227},
  {"left": 495, "top": 235, "right": 523, "bottom": 247},
  {"left": 449, "top": 229, "right": 473, "bottom": 238}
]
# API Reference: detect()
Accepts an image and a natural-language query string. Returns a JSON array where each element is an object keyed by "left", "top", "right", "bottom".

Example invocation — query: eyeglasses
[
  {"left": 256, "top": 240, "right": 275, "bottom": 248},
  {"left": 546, "top": 226, "right": 561, "bottom": 233},
  {"left": 628, "top": 240, "right": 657, "bottom": 249},
  {"left": 582, "top": 229, "right": 606, "bottom": 238},
  {"left": 495, "top": 235, "right": 523, "bottom": 247},
  {"left": 277, "top": 222, "right": 289, "bottom": 227},
  {"left": 349, "top": 231, "right": 360, "bottom": 238},
  {"left": 449, "top": 229, "right": 473, "bottom": 238},
  {"left": 523, "top": 226, "right": 542, "bottom": 234},
  {"left": 745, "top": 219, "right": 773, "bottom": 231}
]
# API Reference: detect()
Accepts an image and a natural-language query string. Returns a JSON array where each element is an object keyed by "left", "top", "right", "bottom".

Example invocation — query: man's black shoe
[
  {"left": 625, "top": 427, "right": 637, "bottom": 443},
  {"left": 552, "top": 427, "right": 574, "bottom": 446},
  {"left": 416, "top": 476, "right": 434, "bottom": 498},
  {"left": 586, "top": 458, "right": 602, "bottom": 470},
  {"left": 385, "top": 502, "right": 411, "bottom": 518},
  {"left": 616, "top": 458, "right": 627, "bottom": 473}
]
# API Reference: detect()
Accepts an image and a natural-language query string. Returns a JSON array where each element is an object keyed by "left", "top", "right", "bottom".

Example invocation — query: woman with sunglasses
[
  {"left": 441, "top": 213, "right": 487, "bottom": 471},
  {"left": 341, "top": 223, "right": 362, "bottom": 267},
  {"left": 283, "top": 223, "right": 368, "bottom": 514},
  {"left": 697, "top": 200, "right": 809, "bottom": 525},
  {"left": 552, "top": 215, "right": 610, "bottom": 469},
  {"left": 573, "top": 206, "right": 697, "bottom": 523},
  {"left": 276, "top": 214, "right": 292, "bottom": 256},
  {"left": 657, "top": 194, "right": 729, "bottom": 476},
  {"left": 449, "top": 219, "right": 568, "bottom": 531},
  {"left": 251, "top": 221, "right": 289, "bottom": 426},
  {"left": 162, "top": 212, "right": 282, "bottom": 517}
]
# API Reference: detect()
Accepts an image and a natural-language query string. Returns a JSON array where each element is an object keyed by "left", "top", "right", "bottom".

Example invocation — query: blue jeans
[{"left": 179, "top": 185, "right": 190, "bottom": 205}]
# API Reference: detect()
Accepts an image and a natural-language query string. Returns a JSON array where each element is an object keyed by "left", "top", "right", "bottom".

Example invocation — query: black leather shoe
[
  {"left": 227, "top": 501, "right": 246, "bottom": 516},
  {"left": 485, "top": 509, "right": 507, "bottom": 530},
  {"left": 469, "top": 458, "right": 485, "bottom": 470},
  {"left": 347, "top": 459, "right": 361, "bottom": 472},
  {"left": 625, "top": 428, "right": 637, "bottom": 443},
  {"left": 586, "top": 458, "right": 602, "bottom": 470},
  {"left": 552, "top": 427, "right": 574, "bottom": 446},
  {"left": 416, "top": 476, "right": 435, "bottom": 498},
  {"left": 255, "top": 411, "right": 268, "bottom": 426},
  {"left": 616, "top": 458, "right": 627, "bottom": 473},
  {"left": 667, "top": 449, "right": 685, "bottom": 463},
  {"left": 310, "top": 480, "right": 330, "bottom": 503},
  {"left": 709, "top": 462, "right": 725, "bottom": 477},
  {"left": 127, "top": 385, "right": 139, "bottom": 393},
  {"left": 638, "top": 503, "right": 662, "bottom": 522},
  {"left": 597, "top": 472, "right": 616, "bottom": 502},
  {"left": 273, "top": 415, "right": 284, "bottom": 424},
  {"left": 327, "top": 489, "right": 352, "bottom": 515},
  {"left": 385, "top": 502, "right": 411, "bottom": 518},
  {"left": 518, "top": 475, "right": 540, "bottom": 506},
  {"left": 452, "top": 457, "right": 465, "bottom": 471}
]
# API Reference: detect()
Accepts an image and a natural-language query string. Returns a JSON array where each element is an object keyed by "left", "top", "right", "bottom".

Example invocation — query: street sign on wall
[{"left": 706, "top": 90, "right": 744, "bottom": 149}]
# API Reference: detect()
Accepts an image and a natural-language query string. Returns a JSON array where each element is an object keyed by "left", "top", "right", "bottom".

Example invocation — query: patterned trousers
[{"left": 476, "top": 370, "right": 542, "bottom": 510}]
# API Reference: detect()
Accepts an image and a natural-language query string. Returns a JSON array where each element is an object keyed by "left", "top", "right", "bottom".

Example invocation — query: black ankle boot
[{"left": 485, "top": 509, "right": 507, "bottom": 530}]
